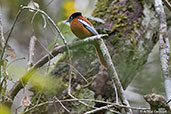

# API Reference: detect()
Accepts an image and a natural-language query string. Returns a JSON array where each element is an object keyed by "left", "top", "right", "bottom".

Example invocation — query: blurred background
[{"left": 0, "top": 0, "right": 170, "bottom": 113}]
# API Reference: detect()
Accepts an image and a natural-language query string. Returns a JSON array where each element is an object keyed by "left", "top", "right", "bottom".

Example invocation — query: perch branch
[
  {"left": 154, "top": 0, "right": 171, "bottom": 108},
  {"left": 8, "top": 34, "right": 107, "bottom": 100}
]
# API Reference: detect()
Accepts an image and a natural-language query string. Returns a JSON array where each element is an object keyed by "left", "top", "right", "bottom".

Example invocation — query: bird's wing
[{"left": 77, "top": 18, "right": 98, "bottom": 35}]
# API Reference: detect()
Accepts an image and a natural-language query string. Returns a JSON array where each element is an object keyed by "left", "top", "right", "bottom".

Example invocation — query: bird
[{"left": 67, "top": 12, "right": 107, "bottom": 69}]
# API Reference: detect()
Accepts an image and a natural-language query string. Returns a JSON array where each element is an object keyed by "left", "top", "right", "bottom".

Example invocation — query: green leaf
[{"left": 0, "top": 104, "right": 11, "bottom": 114}]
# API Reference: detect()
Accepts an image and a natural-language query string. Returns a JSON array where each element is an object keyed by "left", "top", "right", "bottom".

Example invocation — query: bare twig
[
  {"left": 163, "top": 0, "right": 171, "bottom": 11},
  {"left": 59, "top": 62, "right": 88, "bottom": 83},
  {"left": 37, "top": 39, "right": 54, "bottom": 58},
  {"left": 96, "top": 37, "right": 132, "bottom": 114},
  {"left": 0, "top": 14, "right": 5, "bottom": 46},
  {"left": 0, "top": 13, "right": 4, "bottom": 90},
  {"left": 154, "top": 0, "right": 171, "bottom": 108},
  {"left": 28, "top": 36, "right": 37, "bottom": 70},
  {"left": 53, "top": 96, "right": 71, "bottom": 114},
  {"left": 84, "top": 104, "right": 120, "bottom": 114},
  {"left": 112, "top": 79, "right": 119, "bottom": 103},
  {"left": 167, "top": 99, "right": 171, "bottom": 104},
  {"left": 0, "top": 8, "right": 22, "bottom": 61},
  {"left": 7, "top": 57, "right": 26, "bottom": 68},
  {"left": 23, "top": 98, "right": 149, "bottom": 114}
]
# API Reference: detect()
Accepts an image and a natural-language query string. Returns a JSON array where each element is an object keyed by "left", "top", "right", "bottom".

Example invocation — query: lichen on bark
[{"left": 90, "top": 0, "right": 159, "bottom": 88}]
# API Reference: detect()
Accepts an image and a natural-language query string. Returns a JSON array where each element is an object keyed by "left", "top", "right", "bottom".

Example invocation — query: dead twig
[
  {"left": 162, "top": 0, "right": 171, "bottom": 11},
  {"left": 53, "top": 96, "right": 72, "bottom": 114},
  {"left": 28, "top": 36, "right": 37, "bottom": 70},
  {"left": 84, "top": 104, "right": 120, "bottom": 114}
]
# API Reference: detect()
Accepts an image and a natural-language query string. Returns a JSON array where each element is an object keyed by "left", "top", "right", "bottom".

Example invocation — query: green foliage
[
  {"left": 29, "top": 72, "right": 65, "bottom": 95},
  {"left": 0, "top": 104, "right": 11, "bottom": 114}
]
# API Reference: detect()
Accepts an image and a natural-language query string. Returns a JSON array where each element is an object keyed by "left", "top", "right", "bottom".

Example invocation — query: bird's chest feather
[{"left": 70, "top": 19, "right": 93, "bottom": 39}]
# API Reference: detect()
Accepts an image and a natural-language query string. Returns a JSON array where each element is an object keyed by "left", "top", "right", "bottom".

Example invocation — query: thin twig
[
  {"left": 37, "top": 38, "right": 54, "bottom": 58},
  {"left": 0, "top": 8, "right": 22, "bottom": 60},
  {"left": 84, "top": 104, "right": 120, "bottom": 114},
  {"left": 7, "top": 57, "right": 26, "bottom": 68},
  {"left": 162, "top": 0, "right": 171, "bottom": 11},
  {"left": 53, "top": 96, "right": 59, "bottom": 114},
  {"left": 0, "top": 13, "right": 4, "bottom": 90},
  {"left": 28, "top": 36, "right": 37, "bottom": 70},
  {"left": 0, "top": 13, "right": 5, "bottom": 46},
  {"left": 154, "top": 0, "right": 171, "bottom": 108},
  {"left": 59, "top": 62, "right": 88, "bottom": 83},
  {"left": 53, "top": 96, "right": 71, "bottom": 114},
  {"left": 112, "top": 79, "right": 119, "bottom": 103},
  {"left": 167, "top": 99, "right": 171, "bottom": 104},
  {"left": 23, "top": 98, "right": 150, "bottom": 114}
]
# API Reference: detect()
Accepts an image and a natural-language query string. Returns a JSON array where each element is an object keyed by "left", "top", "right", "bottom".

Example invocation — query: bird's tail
[{"left": 94, "top": 42, "right": 107, "bottom": 69}]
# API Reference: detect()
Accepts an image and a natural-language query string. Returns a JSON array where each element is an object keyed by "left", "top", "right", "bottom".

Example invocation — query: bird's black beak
[{"left": 66, "top": 20, "right": 70, "bottom": 23}]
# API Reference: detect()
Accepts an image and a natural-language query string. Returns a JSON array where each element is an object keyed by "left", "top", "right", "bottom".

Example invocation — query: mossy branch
[
  {"left": 8, "top": 34, "right": 107, "bottom": 100},
  {"left": 8, "top": 34, "right": 133, "bottom": 114}
]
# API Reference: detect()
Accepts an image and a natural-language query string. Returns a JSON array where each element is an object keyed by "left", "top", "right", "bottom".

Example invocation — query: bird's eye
[{"left": 70, "top": 16, "right": 73, "bottom": 20}]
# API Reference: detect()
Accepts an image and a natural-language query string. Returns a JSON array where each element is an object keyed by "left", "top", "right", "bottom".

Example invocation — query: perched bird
[{"left": 68, "top": 12, "right": 107, "bottom": 69}]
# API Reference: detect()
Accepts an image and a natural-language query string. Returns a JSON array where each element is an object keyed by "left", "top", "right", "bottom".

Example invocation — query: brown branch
[{"left": 154, "top": 0, "right": 171, "bottom": 108}]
